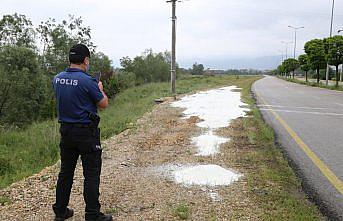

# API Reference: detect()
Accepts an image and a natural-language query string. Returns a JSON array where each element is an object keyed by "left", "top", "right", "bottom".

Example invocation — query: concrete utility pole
[
  {"left": 167, "top": 0, "right": 178, "bottom": 94},
  {"left": 326, "top": 0, "right": 335, "bottom": 86},
  {"left": 288, "top": 26, "right": 304, "bottom": 59}
]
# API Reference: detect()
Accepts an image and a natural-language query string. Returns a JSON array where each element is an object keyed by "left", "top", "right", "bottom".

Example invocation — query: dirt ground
[{"left": 0, "top": 97, "right": 310, "bottom": 220}]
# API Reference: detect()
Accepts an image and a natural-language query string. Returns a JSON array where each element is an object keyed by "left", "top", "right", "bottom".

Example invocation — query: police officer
[{"left": 52, "top": 44, "right": 112, "bottom": 221}]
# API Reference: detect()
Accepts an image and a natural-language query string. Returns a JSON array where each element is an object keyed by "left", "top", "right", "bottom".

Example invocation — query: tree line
[
  {"left": 0, "top": 13, "right": 174, "bottom": 128},
  {"left": 274, "top": 35, "right": 343, "bottom": 87}
]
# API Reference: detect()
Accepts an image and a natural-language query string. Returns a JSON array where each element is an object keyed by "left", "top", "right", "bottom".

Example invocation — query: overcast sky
[{"left": 1, "top": 0, "right": 343, "bottom": 69}]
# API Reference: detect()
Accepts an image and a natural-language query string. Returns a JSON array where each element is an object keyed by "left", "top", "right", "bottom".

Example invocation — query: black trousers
[{"left": 53, "top": 124, "right": 102, "bottom": 219}]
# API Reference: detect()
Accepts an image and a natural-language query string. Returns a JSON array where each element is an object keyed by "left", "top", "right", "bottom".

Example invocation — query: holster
[{"left": 88, "top": 112, "right": 100, "bottom": 135}]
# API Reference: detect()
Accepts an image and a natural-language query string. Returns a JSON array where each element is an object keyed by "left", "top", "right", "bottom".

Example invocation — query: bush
[
  {"left": 103, "top": 76, "right": 120, "bottom": 98},
  {"left": 120, "top": 50, "right": 170, "bottom": 84},
  {"left": 117, "top": 71, "right": 136, "bottom": 89},
  {"left": 0, "top": 45, "right": 49, "bottom": 127},
  {"left": 103, "top": 71, "right": 137, "bottom": 98}
]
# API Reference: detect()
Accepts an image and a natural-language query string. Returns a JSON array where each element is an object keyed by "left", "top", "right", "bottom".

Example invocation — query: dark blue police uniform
[{"left": 52, "top": 68, "right": 104, "bottom": 220}]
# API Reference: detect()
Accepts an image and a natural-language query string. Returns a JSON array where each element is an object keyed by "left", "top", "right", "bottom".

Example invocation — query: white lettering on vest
[{"left": 55, "top": 78, "right": 79, "bottom": 86}]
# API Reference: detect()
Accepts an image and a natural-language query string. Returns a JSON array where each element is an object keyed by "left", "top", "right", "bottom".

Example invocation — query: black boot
[
  {"left": 85, "top": 212, "right": 113, "bottom": 221},
  {"left": 54, "top": 208, "right": 74, "bottom": 221}
]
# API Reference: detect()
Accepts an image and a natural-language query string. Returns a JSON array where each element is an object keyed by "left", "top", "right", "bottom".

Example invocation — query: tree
[
  {"left": 323, "top": 35, "right": 343, "bottom": 87},
  {"left": 120, "top": 56, "right": 134, "bottom": 73},
  {"left": 191, "top": 62, "right": 204, "bottom": 75},
  {"left": 0, "top": 13, "right": 35, "bottom": 47},
  {"left": 277, "top": 64, "right": 286, "bottom": 76},
  {"left": 120, "top": 49, "right": 170, "bottom": 85},
  {"left": 36, "top": 15, "right": 96, "bottom": 75},
  {"left": 89, "top": 52, "right": 114, "bottom": 81},
  {"left": 304, "top": 39, "right": 327, "bottom": 84},
  {"left": 298, "top": 54, "right": 311, "bottom": 82},
  {"left": 0, "top": 14, "right": 115, "bottom": 127},
  {"left": 0, "top": 46, "right": 48, "bottom": 127},
  {"left": 282, "top": 58, "right": 300, "bottom": 79}
]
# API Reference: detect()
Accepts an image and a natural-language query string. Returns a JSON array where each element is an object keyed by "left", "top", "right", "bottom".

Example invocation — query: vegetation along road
[
  {"left": 0, "top": 76, "right": 324, "bottom": 220},
  {"left": 253, "top": 76, "right": 343, "bottom": 220}
]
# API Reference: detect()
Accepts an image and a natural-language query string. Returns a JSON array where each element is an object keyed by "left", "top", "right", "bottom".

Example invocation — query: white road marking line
[
  {"left": 335, "top": 103, "right": 343, "bottom": 107},
  {"left": 258, "top": 104, "right": 330, "bottom": 110},
  {"left": 259, "top": 108, "right": 343, "bottom": 116}
]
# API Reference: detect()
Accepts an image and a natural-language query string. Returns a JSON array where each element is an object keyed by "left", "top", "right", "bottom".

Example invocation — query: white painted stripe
[
  {"left": 258, "top": 104, "right": 330, "bottom": 110},
  {"left": 259, "top": 108, "right": 343, "bottom": 116},
  {"left": 335, "top": 103, "right": 343, "bottom": 107}
]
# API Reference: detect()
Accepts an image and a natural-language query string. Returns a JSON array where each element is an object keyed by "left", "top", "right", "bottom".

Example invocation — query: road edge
[{"left": 250, "top": 78, "right": 341, "bottom": 221}]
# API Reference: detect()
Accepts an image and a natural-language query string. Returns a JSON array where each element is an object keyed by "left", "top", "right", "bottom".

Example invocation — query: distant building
[{"left": 204, "top": 69, "right": 225, "bottom": 76}]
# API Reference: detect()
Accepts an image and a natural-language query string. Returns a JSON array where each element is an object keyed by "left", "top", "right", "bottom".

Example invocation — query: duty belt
[{"left": 61, "top": 123, "right": 93, "bottom": 128}]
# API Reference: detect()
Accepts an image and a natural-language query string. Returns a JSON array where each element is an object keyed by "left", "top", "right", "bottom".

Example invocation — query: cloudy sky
[{"left": 1, "top": 0, "right": 343, "bottom": 69}]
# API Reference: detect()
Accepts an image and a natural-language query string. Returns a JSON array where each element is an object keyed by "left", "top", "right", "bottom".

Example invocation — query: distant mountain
[{"left": 180, "top": 55, "right": 282, "bottom": 70}]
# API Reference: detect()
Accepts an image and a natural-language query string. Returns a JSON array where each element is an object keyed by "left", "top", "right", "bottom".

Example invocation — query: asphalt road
[{"left": 252, "top": 76, "right": 343, "bottom": 220}]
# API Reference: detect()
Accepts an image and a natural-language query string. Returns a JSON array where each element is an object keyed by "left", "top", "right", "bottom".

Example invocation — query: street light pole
[
  {"left": 339, "top": 30, "right": 343, "bottom": 81},
  {"left": 288, "top": 26, "right": 304, "bottom": 59},
  {"left": 167, "top": 0, "right": 178, "bottom": 94},
  {"left": 326, "top": 0, "right": 335, "bottom": 86},
  {"left": 278, "top": 49, "right": 284, "bottom": 63},
  {"left": 281, "top": 41, "right": 293, "bottom": 59}
]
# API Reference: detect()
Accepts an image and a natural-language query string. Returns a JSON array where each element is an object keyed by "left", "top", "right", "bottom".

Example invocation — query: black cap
[{"left": 69, "top": 44, "right": 91, "bottom": 64}]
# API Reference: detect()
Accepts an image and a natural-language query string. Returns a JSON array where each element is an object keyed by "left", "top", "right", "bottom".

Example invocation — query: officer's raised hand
[
  {"left": 97, "top": 81, "right": 108, "bottom": 110},
  {"left": 98, "top": 81, "right": 104, "bottom": 91}
]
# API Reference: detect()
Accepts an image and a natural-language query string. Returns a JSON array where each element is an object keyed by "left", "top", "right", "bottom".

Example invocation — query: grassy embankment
[
  {"left": 155, "top": 77, "right": 324, "bottom": 221},
  {"left": 234, "top": 77, "right": 323, "bottom": 220},
  {"left": 0, "top": 75, "right": 324, "bottom": 220},
  {"left": 279, "top": 76, "right": 343, "bottom": 91},
  {"left": 0, "top": 75, "right": 253, "bottom": 189},
  {"left": 170, "top": 75, "right": 323, "bottom": 220}
]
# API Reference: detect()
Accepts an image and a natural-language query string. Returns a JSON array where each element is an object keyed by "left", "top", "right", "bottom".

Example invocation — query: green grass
[
  {"left": 237, "top": 78, "right": 323, "bottom": 220},
  {"left": 173, "top": 202, "right": 190, "bottom": 220},
  {"left": 104, "top": 207, "right": 118, "bottom": 215},
  {"left": 0, "top": 195, "right": 11, "bottom": 206},
  {"left": 0, "top": 75, "right": 257, "bottom": 189},
  {"left": 0, "top": 74, "right": 324, "bottom": 219}
]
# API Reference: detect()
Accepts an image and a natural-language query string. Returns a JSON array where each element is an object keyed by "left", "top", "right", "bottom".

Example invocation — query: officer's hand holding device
[{"left": 94, "top": 72, "right": 101, "bottom": 82}]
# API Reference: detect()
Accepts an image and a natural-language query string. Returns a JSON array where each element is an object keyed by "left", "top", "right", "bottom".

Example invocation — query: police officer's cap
[{"left": 69, "top": 44, "right": 91, "bottom": 64}]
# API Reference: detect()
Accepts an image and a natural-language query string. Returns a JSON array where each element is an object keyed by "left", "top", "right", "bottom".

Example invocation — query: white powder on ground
[
  {"left": 171, "top": 86, "right": 249, "bottom": 155},
  {"left": 172, "top": 165, "right": 242, "bottom": 187},
  {"left": 171, "top": 86, "right": 249, "bottom": 129},
  {"left": 191, "top": 131, "right": 229, "bottom": 156},
  {"left": 159, "top": 86, "right": 247, "bottom": 188}
]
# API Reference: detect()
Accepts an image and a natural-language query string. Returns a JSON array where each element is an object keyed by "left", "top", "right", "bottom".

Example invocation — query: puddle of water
[
  {"left": 172, "top": 164, "right": 242, "bottom": 187},
  {"left": 171, "top": 86, "right": 249, "bottom": 156}
]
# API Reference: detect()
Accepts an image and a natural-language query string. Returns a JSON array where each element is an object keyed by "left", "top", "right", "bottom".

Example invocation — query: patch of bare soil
[{"left": 0, "top": 101, "right": 260, "bottom": 221}]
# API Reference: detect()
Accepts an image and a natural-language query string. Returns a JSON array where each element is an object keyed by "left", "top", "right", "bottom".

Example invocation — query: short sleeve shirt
[{"left": 52, "top": 68, "right": 104, "bottom": 124}]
